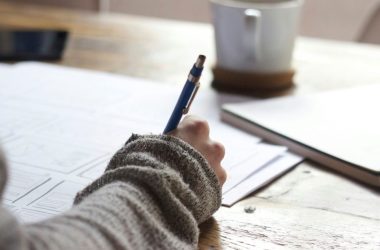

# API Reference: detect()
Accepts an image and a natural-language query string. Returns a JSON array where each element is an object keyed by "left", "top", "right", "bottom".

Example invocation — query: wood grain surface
[{"left": 1, "top": 2, "right": 379, "bottom": 249}]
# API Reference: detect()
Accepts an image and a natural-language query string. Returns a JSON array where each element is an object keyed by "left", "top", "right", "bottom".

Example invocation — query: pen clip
[{"left": 182, "top": 82, "right": 200, "bottom": 114}]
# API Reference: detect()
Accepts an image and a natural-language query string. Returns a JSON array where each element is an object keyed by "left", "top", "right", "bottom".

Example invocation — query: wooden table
[{"left": 1, "top": 2, "right": 379, "bottom": 249}]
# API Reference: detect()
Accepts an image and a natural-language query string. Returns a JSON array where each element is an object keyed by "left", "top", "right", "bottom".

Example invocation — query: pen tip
[{"left": 195, "top": 55, "right": 206, "bottom": 68}]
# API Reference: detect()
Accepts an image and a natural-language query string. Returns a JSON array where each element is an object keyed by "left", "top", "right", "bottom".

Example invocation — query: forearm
[
  {"left": 25, "top": 181, "right": 196, "bottom": 250},
  {"left": 0, "top": 134, "right": 221, "bottom": 250}
]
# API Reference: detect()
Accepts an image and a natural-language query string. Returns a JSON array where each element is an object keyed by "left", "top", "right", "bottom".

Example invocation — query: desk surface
[{"left": 1, "top": 2, "right": 379, "bottom": 249}]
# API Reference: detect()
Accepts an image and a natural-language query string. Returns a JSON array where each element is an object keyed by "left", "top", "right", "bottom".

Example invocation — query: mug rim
[{"left": 210, "top": 0, "right": 303, "bottom": 9}]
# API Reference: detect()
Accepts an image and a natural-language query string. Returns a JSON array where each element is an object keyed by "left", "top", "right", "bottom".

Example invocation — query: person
[{"left": 0, "top": 115, "right": 227, "bottom": 250}]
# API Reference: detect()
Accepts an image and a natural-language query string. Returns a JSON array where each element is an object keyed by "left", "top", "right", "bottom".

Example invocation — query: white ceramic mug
[{"left": 210, "top": 0, "right": 303, "bottom": 73}]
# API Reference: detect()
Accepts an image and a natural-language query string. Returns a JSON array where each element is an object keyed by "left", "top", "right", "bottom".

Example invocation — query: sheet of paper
[
  {"left": 0, "top": 62, "right": 302, "bottom": 222},
  {"left": 80, "top": 159, "right": 109, "bottom": 180},
  {"left": 2, "top": 163, "right": 92, "bottom": 223},
  {"left": 29, "top": 181, "right": 87, "bottom": 213},
  {"left": 222, "top": 144, "right": 287, "bottom": 194},
  {"left": 222, "top": 153, "right": 303, "bottom": 206},
  {"left": 3, "top": 165, "right": 50, "bottom": 202}
]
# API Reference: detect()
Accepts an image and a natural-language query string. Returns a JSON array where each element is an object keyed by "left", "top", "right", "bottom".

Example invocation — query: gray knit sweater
[{"left": 0, "top": 134, "right": 222, "bottom": 250}]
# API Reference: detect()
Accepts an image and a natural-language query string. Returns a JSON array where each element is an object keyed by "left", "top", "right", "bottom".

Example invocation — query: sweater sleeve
[{"left": 0, "top": 134, "right": 222, "bottom": 250}]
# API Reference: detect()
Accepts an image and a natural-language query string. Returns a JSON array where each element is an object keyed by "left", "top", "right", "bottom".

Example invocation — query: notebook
[{"left": 222, "top": 84, "right": 380, "bottom": 187}]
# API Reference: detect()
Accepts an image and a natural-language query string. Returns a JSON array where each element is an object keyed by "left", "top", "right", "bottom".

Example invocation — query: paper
[
  {"left": 222, "top": 144, "right": 287, "bottom": 194},
  {"left": 29, "top": 181, "right": 86, "bottom": 213},
  {"left": 222, "top": 153, "right": 303, "bottom": 206},
  {"left": 80, "top": 160, "right": 109, "bottom": 180},
  {"left": 3, "top": 164, "right": 90, "bottom": 223},
  {"left": 0, "top": 62, "right": 302, "bottom": 222},
  {"left": 4, "top": 165, "right": 50, "bottom": 202},
  {"left": 222, "top": 80, "right": 380, "bottom": 187},
  {"left": 3, "top": 136, "right": 108, "bottom": 174}
]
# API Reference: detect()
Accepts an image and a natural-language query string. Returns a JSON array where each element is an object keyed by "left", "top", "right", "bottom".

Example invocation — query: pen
[{"left": 163, "top": 55, "right": 206, "bottom": 134}]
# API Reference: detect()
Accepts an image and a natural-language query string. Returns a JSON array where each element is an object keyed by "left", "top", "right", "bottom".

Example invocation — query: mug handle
[{"left": 244, "top": 9, "right": 261, "bottom": 61}]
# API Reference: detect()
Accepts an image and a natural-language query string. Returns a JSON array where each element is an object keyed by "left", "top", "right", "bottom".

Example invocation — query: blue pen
[{"left": 163, "top": 55, "right": 206, "bottom": 134}]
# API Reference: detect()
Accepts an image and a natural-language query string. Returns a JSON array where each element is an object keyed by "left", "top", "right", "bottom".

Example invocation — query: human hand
[{"left": 168, "top": 115, "right": 227, "bottom": 186}]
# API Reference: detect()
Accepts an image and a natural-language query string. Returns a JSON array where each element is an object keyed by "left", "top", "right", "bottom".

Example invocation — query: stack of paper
[{"left": 0, "top": 63, "right": 302, "bottom": 223}]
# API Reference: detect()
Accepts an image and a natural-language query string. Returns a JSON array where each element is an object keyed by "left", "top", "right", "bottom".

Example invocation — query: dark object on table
[{"left": 0, "top": 29, "right": 68, "bottom": 61}]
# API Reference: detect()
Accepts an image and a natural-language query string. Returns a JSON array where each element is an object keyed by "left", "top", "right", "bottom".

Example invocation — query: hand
[{"left": 168, "top": 115, "right": 227, "bottom": 186}]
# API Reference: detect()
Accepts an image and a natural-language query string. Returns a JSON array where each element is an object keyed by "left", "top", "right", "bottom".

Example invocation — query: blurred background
[{"left": 4, "top": 0, "right": 380, "bottom": 44}]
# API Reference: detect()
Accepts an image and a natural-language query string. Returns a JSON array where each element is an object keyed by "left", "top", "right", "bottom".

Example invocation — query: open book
[{"left": 222, "top": 84, "right": 380, "bottom": 187}]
